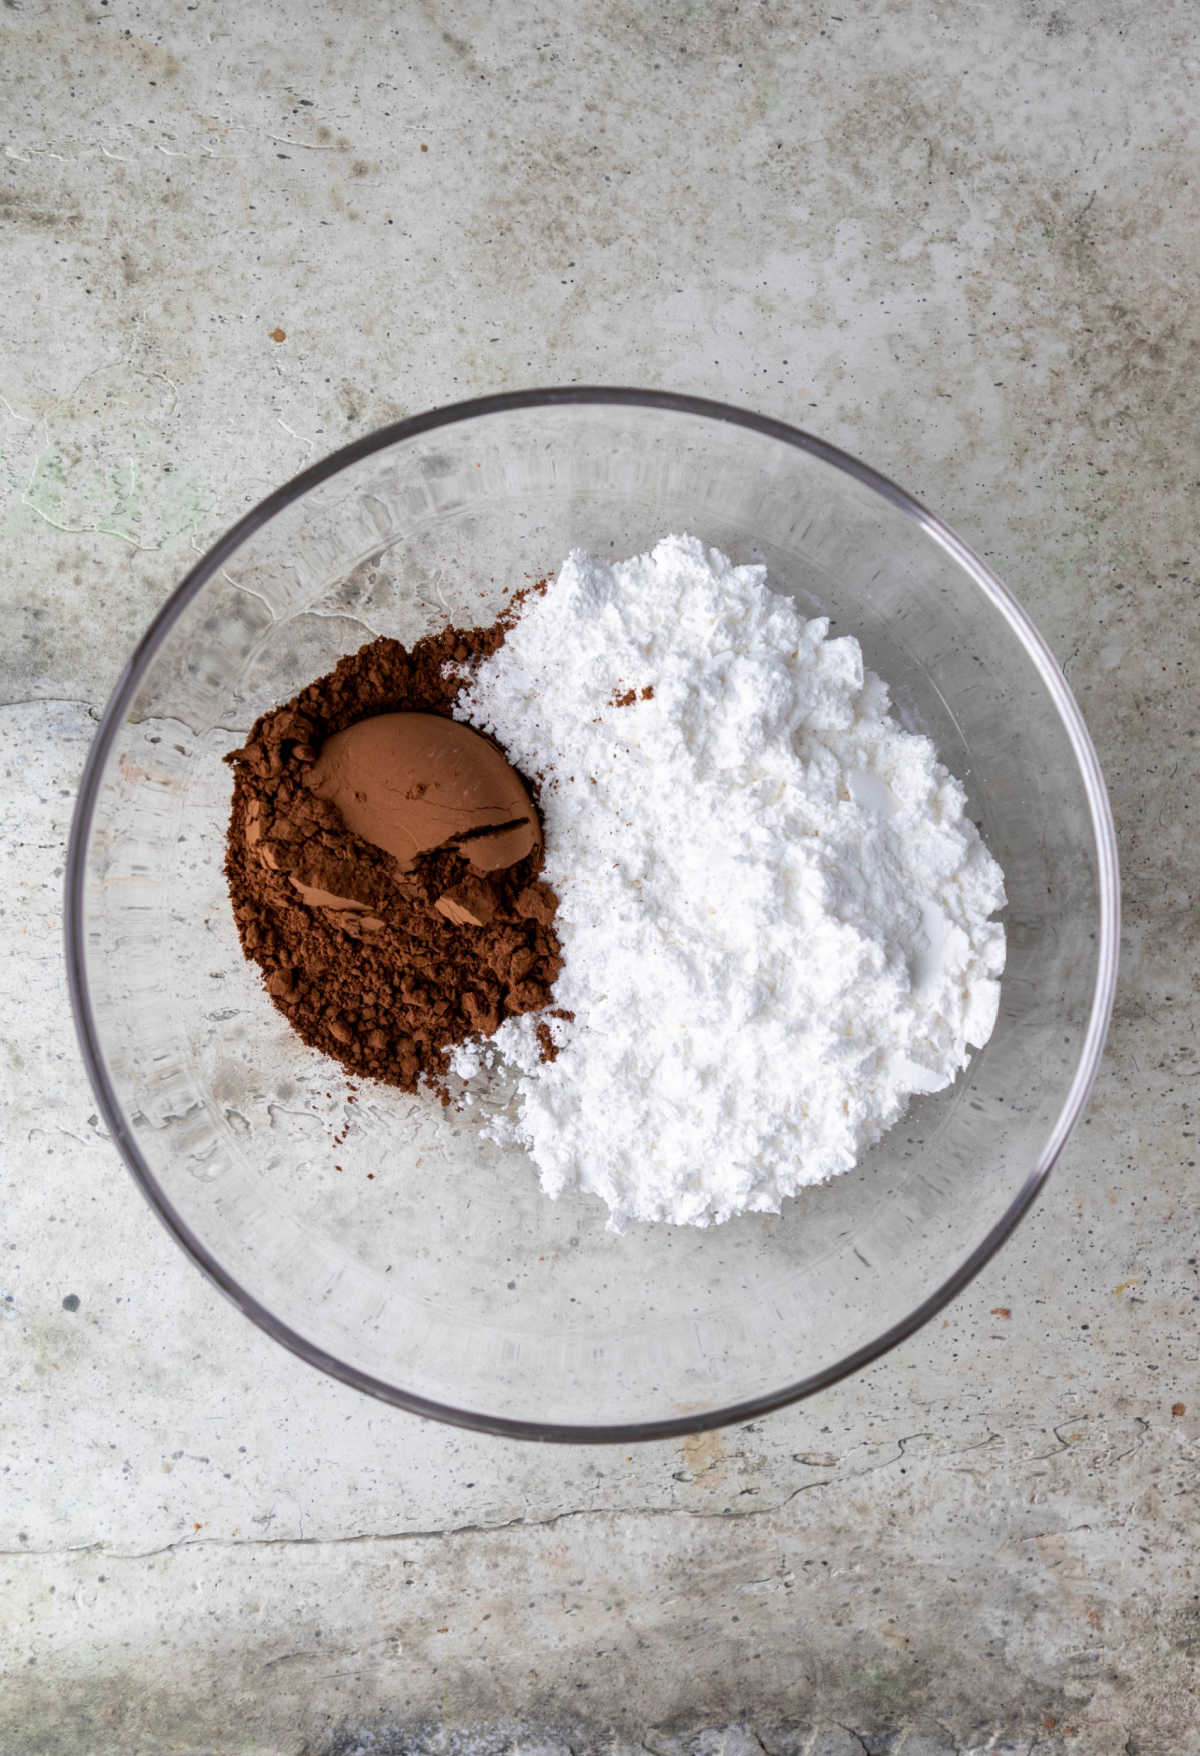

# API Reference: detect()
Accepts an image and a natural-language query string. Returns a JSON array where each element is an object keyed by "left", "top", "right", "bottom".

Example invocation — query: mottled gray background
[{"left": 1, "top": 2, "right": 1197, "bottom": 1753}]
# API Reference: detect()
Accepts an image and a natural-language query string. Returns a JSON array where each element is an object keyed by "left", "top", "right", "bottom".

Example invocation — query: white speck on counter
[{"left": 451, "top": 535, "right": 1006, "bottom": 1229}]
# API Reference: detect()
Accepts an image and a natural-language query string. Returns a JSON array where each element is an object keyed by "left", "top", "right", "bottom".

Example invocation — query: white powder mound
[{"left": 450, "top": 534, "right": 1006, "bottom": 1230}]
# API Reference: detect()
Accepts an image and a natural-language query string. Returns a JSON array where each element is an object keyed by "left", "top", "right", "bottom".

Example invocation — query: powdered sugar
[{"left": 451, "top": 535, "right": 1006, "bottom": 1230}]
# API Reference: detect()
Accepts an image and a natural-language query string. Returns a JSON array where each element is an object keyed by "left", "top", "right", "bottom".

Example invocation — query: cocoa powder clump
[{"left": 224, "top": 615, "right": 563, "bottom": 1093}]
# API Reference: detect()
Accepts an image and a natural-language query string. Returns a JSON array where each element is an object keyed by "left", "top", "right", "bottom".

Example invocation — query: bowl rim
[{"left": 64, "top": 386, "right": 1121, "bottom": 1443}]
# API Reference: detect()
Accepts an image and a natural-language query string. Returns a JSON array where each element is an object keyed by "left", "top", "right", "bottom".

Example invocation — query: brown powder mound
[{"left": 224, "top": 615, "right": 563, "bottom": 1093}]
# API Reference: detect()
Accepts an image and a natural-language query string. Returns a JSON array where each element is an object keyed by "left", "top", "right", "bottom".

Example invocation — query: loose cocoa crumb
[{"left": 224, "top": 614, "right": 563, "bottom": 1095}]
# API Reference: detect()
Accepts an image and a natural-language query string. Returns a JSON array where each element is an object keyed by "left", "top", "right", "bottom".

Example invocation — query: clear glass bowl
[{"left": 65, "top": 391, "right": 1119, "bottom": 1440}]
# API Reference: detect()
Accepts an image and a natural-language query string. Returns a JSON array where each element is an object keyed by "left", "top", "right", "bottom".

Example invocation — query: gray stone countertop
[{"left": 1, "top": 3, "right": 1196, "bottom": 1754}]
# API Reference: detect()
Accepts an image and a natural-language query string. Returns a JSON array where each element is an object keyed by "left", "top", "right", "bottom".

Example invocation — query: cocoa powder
[{"left": 224, "top": 616, "right": 562, "bottom": 1093}]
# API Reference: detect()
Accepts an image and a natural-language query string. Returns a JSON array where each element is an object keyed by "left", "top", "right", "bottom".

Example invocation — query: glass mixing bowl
[{"left": 65, "top": 390, "right": 1118, "bottom": 1440}]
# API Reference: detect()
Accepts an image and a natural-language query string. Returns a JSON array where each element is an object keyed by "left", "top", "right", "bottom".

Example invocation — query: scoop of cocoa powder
[{"left": 224, "top": 615, "right": 563, "bottom": 1094}]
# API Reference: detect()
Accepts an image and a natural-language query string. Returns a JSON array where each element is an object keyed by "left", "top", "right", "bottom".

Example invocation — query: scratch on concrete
[
  {"left": 0, "top": 1481, "right": 859, "bottom": 1562},
  {"left": 0, "top": 697, "right": 99, "bottom": 714}
]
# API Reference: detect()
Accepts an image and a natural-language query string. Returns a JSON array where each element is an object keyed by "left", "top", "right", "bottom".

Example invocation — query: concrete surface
[{"left": 1, "top": 1, "right": 1197, "bottom": 1752}]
